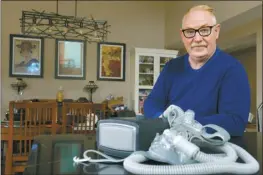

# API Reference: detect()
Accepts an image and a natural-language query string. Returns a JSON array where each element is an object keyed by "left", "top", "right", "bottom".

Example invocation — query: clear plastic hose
[
  {"left": 123, "top": 140, "right": 259, "bottom": 175},
  {"left": 194, "top": 143, "right": 238, "bottom": 163}
]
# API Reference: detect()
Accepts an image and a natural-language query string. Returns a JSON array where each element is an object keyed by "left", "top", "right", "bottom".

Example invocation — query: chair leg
[{"left": 5, "top": 140, "right": 13, "bottom": 175}]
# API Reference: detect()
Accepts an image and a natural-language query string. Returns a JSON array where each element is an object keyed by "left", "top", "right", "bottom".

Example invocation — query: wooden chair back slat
[{"left": 9, "top": 101, "right": 58, "bottom": 137}]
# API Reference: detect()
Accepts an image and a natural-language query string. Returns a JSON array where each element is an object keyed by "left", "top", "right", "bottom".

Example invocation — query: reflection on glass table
[{"left": 24, "top": 132, "right": 262, "bottom": 175}]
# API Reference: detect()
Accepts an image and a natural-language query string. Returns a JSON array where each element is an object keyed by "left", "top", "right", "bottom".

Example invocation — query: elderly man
[{"left": 143, "top": 5, "right": 251, "bottom": 136}]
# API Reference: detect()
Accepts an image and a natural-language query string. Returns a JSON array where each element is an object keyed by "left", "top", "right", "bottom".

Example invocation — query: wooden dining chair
[{"left": 4, "top": 101, "right": 58, "bottom": 175}]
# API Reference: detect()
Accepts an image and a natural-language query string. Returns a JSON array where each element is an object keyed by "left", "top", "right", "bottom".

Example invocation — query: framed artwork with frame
[
  {"left": 97, "top": 42, "right": 126, "bottom": 81},
  {"left": 55, "top": 39, "right": 86, "bottom": 80},
  {"left": 9, "top": 34, "right": 44, "bottom": 78}
]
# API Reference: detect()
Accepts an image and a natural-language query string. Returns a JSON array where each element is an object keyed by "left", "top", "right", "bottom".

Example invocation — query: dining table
[{"left": 23, "top": 132, "right": 262, "bottom": 175}]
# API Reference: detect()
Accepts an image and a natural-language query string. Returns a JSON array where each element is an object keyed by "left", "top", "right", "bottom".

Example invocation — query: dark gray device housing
[{"left": 96, "top": 117, "right": 170, "bottom": 158}]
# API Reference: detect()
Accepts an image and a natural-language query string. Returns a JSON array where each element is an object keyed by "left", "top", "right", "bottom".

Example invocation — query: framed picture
[
  {"left": 55, "top": 39, "right": 86, "bottom": 80},
  {"left": 9, "top": 34, "right": 44, "bottom": 78},
  {"left": 97, "top": 42, "right": 126, "bottom": 81}
]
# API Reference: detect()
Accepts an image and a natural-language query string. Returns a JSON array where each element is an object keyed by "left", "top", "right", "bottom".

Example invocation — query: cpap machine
[{"left": 73, "top": 105, "right": 260, "bottom": 174}]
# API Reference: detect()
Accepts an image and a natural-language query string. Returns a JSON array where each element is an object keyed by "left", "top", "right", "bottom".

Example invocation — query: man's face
[{"left": 180, "top": 10, "right": 220, "bottom": 61}]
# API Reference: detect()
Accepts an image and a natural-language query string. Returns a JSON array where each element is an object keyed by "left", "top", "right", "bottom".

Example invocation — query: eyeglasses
[{"left": 182, "top": 25, "right": 216, "bottom": 38}]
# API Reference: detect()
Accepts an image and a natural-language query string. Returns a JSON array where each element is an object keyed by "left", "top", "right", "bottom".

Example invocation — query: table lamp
[{"left": 84, "top": 81, "right": 98, "bottom": 102}]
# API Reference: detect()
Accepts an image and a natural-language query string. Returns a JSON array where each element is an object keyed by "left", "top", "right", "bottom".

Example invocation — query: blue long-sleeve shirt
[{"left": 143, "top": 47, "right": 251, "bottom": 136}]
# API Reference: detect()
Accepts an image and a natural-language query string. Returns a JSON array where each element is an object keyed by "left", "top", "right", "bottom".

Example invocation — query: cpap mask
[{"left": 73, "top": 105, "right": 260, "bottom": 175}]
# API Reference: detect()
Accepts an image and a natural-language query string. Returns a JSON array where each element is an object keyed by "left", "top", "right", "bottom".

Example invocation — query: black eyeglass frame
[{"left": 182, "top": 25, "right": 217, "bottom": 38}]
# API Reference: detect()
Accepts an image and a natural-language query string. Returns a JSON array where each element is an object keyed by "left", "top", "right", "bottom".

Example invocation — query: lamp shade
[{"left": 84, "top": 81, "right": 98, "bottom": 92}]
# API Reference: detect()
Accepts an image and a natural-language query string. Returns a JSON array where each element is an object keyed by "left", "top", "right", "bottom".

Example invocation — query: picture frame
[
  {"left": 55, "top": 39, "right": 86, "bottom": 80},
  {"left": 97, "top": 42, "right": 126, "bottom": 81},
  {"left": 9, "top": 34, "right": 44, "bottom": 78}
]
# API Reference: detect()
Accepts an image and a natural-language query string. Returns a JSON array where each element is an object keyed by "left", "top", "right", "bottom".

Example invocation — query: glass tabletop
[{"left": 23, "top": 132, "right": 262, "bottom": 175}]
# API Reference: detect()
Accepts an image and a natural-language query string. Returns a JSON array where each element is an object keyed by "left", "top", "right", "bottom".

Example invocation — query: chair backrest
[
  {"left": 9, "top": 101, "right": 58, "bottom": 136},
  {"left": 257, "top": 102, "right": 262, "bottom": 132},
  {"left": 4, "top": 101, "right": 58, "bottom": 175}
]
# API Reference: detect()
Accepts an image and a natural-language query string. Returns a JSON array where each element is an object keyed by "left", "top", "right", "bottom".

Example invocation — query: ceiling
[
  {"left": 219, "top": 5, "right": 261, "bottom": 52},
  {"left": 218, "top": 4, "right": 262, "bottom": 33}
]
